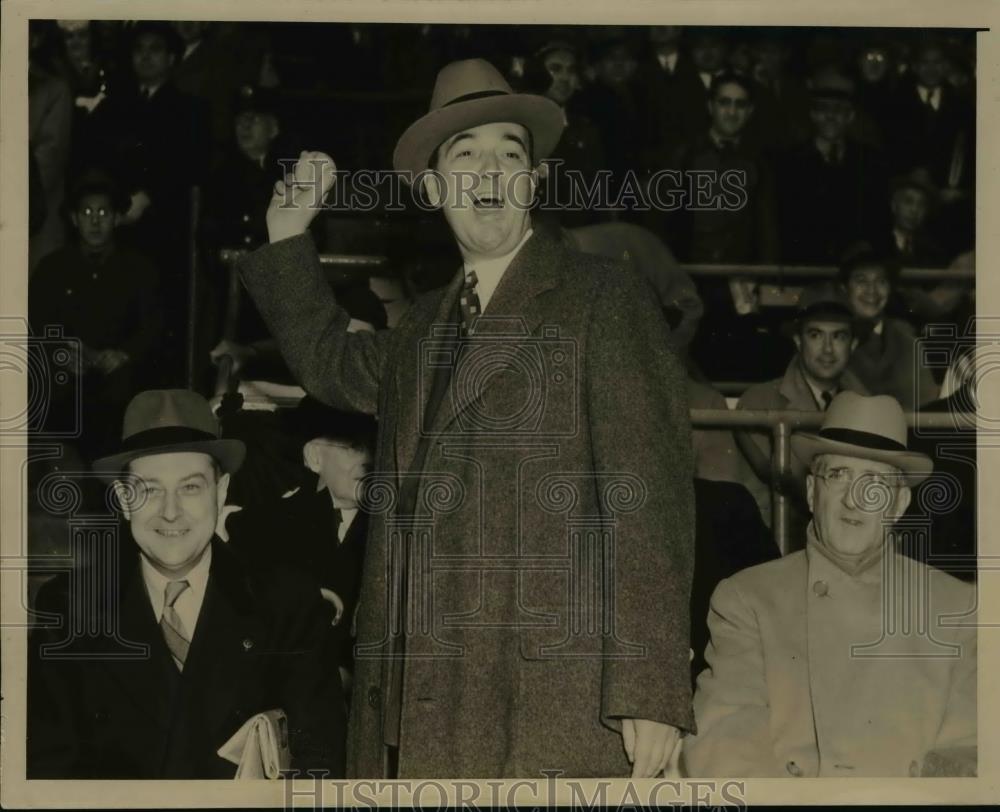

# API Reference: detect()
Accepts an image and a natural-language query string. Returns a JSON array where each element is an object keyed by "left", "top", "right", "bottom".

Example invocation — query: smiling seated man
[
  {"left": 684, "top": 392, "right": 976, "bottom": 777},
  {"left": 27, "top": 389, "right": 345, "bottom": 779}
]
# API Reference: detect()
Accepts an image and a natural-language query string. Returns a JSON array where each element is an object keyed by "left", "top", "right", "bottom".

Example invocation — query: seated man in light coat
[{"left": 684, "top": 392, "right": 976, "bottom": 777}]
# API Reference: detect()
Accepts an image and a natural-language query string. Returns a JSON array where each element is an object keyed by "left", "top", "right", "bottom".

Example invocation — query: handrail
[
  {"left": 691, "top": 408, "right": 976, "bottom": 554},
  {"left": 218, "top": 250, "right": 973, "bottom": 283},
  {"left": 678, "top": 263, "right": 974, "bottom": 282}
]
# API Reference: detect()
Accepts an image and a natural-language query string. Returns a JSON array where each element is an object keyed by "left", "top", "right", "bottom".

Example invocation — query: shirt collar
[
  {"left": 797, "top": 357, "right": 837, "bottom": 410},
  {"left": 140, "top": 81, "right": 164, "bottom": 99},
  {"left": 657, "top": 51, "right": 678, "bottom": 72},
  {"left": 463, "top": 227, "right": 533, "bottom": 312},
  {"left": 140, "top": 542, "right": 212, "bottom": 619}
]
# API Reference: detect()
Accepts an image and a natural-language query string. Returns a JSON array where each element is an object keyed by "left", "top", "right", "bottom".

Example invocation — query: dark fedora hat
[
  {"left": 93, "top": 389, "right": 245, "bottom": 479},
  {"left": 393, "top": 58, "right": 565, "bottom": 181},
  {"left": 234, "top": 83, "right": 281, "bottom": 120},
  {"left": 285, "top": 395, "right": 377, "bottom": 449},
  {"left": 129, "top": 20, "right": 185, "bottom": 58},
  {"left": 890, "top": 166, "right": 939, "bottom": 206}
]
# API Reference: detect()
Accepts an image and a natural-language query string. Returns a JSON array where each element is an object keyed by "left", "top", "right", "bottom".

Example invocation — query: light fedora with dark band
[
  {"left": 392, "top": 58, "right": 565, "bottom": 182},
  {"left": 93, "top": 389, "right": 246, "bottom": 479},
  {"left": 792, "top": 391, "right": 933, "bottom": 486}
]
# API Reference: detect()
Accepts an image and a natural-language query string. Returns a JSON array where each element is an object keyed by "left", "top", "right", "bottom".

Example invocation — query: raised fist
[{"left": 265, "top": 150, "right": 338, "bottom": 243}]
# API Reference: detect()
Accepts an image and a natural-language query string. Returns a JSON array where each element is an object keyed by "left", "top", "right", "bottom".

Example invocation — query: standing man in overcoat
[{"left": 239, "top": 58, "right": 696, "bottom": 779}]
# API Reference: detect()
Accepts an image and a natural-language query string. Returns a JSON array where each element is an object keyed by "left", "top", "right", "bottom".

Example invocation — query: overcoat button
[
  {"left": 786, "top": 760, "right": 803, "bottom": 777},
  {"left": 813, "top": 580, "right": 829, "bottom": 597},
  {"left": 367, "top": 686, "right": 381, "bottom": 709}
]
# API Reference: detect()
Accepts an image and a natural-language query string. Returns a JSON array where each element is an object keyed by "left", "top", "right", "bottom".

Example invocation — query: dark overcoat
[
  {"left": 27, "top": 537, "right": 345, "bottom": 778},
  {"left": 240, "top": 228, "right": 696, "bottom": 778}
]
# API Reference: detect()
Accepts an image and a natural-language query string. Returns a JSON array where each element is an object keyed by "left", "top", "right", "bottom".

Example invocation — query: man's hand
[
  {"left": 122, "top": 190, "right": 151, "bottom": 224},
  {"left": 266, "top": 150, "right": 338, "bottom": 244},
  {"left": 622, "top": 718, "right": 682, "bottom": 778},
  {"left": 210, "top": 339, "right": 256, "bottom": 376},
  {"left": 319, "top": 587, "right": 345, "bottom": 627}
]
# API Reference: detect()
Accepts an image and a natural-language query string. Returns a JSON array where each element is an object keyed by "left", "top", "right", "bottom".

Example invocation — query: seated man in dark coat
[
  {"left": 28, "top": 389, "right": 346, "bottom": 779},
  {"left": 226, "top": 396, "right": 376, "bottom": 690}
]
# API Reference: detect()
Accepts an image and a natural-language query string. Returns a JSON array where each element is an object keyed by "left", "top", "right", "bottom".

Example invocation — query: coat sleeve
[
  {"left": 682, "top": 577, "right": 783, "bottom": 777},
  {"left": 238, "top": 233, "right": 394, "bottom": 414},
  {"left": 586, "top": 261, "right": 697, "bottom": 735}
]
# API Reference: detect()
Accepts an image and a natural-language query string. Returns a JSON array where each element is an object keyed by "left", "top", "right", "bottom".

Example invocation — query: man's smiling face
[
  {"left": 118, "top": 451, "right": 228, "bottom": 579},
  {"left": 423, "top": 121, "right": 536, "bottom": 261}
]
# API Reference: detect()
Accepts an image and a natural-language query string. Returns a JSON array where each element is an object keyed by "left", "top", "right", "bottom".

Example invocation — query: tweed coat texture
[
  {"left": 240, "top": 228, "right": 696, "bottom": 778},
  {"left": 684, "top": 543, "right": 977, "bottom": 777},
  {"left": 27, "top": 537, "right": 346, "bottom": 778}
]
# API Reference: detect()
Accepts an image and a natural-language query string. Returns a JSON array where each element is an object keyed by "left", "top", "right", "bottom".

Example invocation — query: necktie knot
[{"left": 164, "top": 579, "right": 189, "bottom": 609}]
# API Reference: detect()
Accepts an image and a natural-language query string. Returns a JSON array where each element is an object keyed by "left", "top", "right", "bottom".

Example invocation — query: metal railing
[{"left": 691, "top": 408, "right": 976, "bottom": 554}]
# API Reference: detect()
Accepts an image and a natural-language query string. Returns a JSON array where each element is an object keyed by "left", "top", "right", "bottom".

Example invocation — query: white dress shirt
[
  {"left": 917, "top": 85, "right": 942, "bottom": 111},
  {"left": 463, "top": 227, "right": 533, "bottom": 313},
  {"left": 657, "top": 51, "right": 679, "bottom": 74},
  {"left": 141, "top": 543, "right": 212, "bottom": 639}
]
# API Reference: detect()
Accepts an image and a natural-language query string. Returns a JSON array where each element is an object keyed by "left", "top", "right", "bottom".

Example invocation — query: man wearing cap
[
  {"left": 735, "top": 282, "right": 868, "bottom": 530},
  {"left": 28, "top": 389, "right": 346, "bottom": 778},
  {"left": 240, "top": 58, "right": 695, "bottom": 778},
  {"left": 29, "top": 170, "right": 163, "bottom": 463},
  {"left": 684, "top": 392, "right": 976, "bottom": 777}
]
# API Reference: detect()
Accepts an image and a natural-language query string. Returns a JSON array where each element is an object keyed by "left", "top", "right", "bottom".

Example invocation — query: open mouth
[
  {"left": 155, "top": 529, "right": 190, "bottom": 538},
  {"left": 472, "top": 193, "right": 504, "bottom": 211}
]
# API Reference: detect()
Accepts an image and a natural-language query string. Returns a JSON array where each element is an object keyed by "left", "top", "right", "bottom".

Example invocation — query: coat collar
[{"left": 778, "top": 356, "right": 869, "bottom": 408}]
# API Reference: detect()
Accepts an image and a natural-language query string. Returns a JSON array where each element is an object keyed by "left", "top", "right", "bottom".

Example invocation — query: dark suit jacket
[
  {"left": 28, "top": 537, "right": 345, "bottom": 778},
  {"left": 886, "top": 81, "right": 973, "bottom": 186},
  {"left": 227, "top": 480, "right": 368, "bottom": 649},
  {"left": 241, "top": 229, "right": 696, "bottom": 778}
]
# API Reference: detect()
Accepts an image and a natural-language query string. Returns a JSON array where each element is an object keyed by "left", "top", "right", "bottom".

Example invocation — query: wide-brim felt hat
[
  {"left": 792, "top": 392, "right": 933, "bottom": 486},
  {"left": 93, "top": 389, "right": 245, "bottom": 479},
  {"left": 393, "top": 58, "right": 565, "bottom": 182}
]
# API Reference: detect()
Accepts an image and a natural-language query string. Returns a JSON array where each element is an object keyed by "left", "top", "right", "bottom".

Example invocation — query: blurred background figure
[
  {"left": 520, "top": 40, "right": 605, "bottom": 227},
  {"left": 840, "top": 245, "right": 940, "bottom": 410},
  {"left": 29, "top": 20, "right": 73, "bottom": 274},
  {"left": 29, "top": 170, "right": 162, "bottom": 463}
]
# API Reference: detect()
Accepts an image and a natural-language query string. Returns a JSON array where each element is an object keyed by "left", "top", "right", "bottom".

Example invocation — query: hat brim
[
  {"left": 393, "top": 93, "right": 565, "bottom": 181},
  {"left": 791, "top": 432, "right": 933, "bottom": 486},
  {"left": 92, "top": 439, "right": 246, "bottom": 481}
]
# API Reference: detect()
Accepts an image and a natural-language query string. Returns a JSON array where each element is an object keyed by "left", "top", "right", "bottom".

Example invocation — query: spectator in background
[
  {"left": 574, "top": 36, "right": 642, "bottom": 197},
  {"left": 635, "top": 25, "right": 690, "bottom": 165},
  {"left": 887, "top": 36, "right": 973, "bottom": 189},
  {"left": 872, "top": 168, "right": 949, "bottom": 270},
  {"left": 29, "top": 21, "right": 74, "bottom": 274},
  {"left": 851, "top": 37, "right": 900, "bottom": 148},
  {"left": 663, "top": 73, "right": 780, "bottom": 383},
  {"left": 667, "top": 27, "right": 730, "bottom": 148},
  {"left": 85, "top": 21, "right": 211, "bottom": 383},
  {"left": 778, "top": 69, "right": 888, "bottom": 264},
  {"left": 520, "top": 41, "right": 606, "bottom": 227},
  {"left": 29, "top": 170, "right": 162, "bottom": 462},
  {"left": 226, "top": 397, "right": 376, "bottom": 696},
  {"left": 735, "top": 283, "right": 868, "bottom": 532},
  {"left": 742, "top": 30, "right": 811, "bottom": 153},
  {"left": 172, "top": 21, "right": 273, "bottom": 155},
  {"left": 841, "top": 246, "right": 940, "bottom": 410}
]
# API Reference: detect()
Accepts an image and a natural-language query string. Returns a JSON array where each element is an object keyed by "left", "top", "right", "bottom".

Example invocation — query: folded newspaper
[{"left": 217, "top": 709, "right": 291, "bottom": 779}]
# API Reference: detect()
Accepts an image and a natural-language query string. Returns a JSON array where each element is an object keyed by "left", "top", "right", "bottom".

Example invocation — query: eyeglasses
[{"left": 813, "top": 466, "right": 897, "bottom": 494}]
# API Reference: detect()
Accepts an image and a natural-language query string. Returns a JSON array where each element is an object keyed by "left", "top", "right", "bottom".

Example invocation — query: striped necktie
[
  {"left": 161, "top": 579, "right": 191, "bottom": 671},
  {"left": 459, "top": 270, "right": 481, "bottom": 337}
]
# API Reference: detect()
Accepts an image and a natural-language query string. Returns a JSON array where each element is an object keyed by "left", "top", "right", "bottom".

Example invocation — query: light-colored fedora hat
[
  {"left": 792, "top": 391, "right": 933, "bottom": 486},
  {"left": 392, "top": 58, "right": 565, "bottom": 182},
  {"left": 93, "top": 389, "right": 246, "bottom": 479}
]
